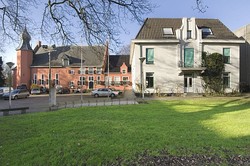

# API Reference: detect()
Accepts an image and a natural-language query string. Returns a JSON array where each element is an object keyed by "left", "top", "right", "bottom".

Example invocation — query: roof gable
[
  {"left": 135, "top": 18, "right": 240, "bottom": 40},
  {"left": 106, "top": 55, "right": 131, "bottom": 72}
]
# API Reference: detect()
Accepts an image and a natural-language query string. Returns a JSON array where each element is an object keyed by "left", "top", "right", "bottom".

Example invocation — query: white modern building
[
  {"left": 234, "top": 24, "right": 250, "bottom": 89},
  {"left": 130, "top": 18, "right": 245, "bottom": 94}
]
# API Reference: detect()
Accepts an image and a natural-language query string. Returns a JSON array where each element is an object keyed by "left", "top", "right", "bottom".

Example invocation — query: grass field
[{"left": 1, "top": 97, "right": 250, "bottom": 165}]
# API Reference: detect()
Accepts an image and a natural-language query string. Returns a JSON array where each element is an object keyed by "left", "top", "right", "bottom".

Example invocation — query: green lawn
[{"left": 1, "top": 97, "right": 250, "bottom": 165}]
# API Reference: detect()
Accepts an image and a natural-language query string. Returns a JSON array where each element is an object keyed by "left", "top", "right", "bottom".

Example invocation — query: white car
[
  {"left": 31, "top": 88, "right": 41, "bottom": 95},
  {"left": 0, "top": 87, "right": 13, "bottom": 96},
  {"left": 91, "top": 88, "right": 120, "bottom": 98}
]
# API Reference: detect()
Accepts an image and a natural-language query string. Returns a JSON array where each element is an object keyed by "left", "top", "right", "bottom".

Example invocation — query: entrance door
[
  {"left": 88, "top": 76, "right": 94, "bottom": 89},
  {"left": 89, "top": 81, "right": 94, "bottom": 89},
  {"left": 184, "top": 74, "right": 193, "bottom": 93}
]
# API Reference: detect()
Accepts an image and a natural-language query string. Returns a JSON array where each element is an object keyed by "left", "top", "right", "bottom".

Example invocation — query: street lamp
[
  {"left": 43, "top": 44, "right": 56, "bottom": 107},
  {"left": 139, "top": 57, "right": 146, "bottom": 99},
  {"left": 6, "top": 62, "right": 15, "bottom": 109},
  {"left": 80, "top": 56, "right": 85, "bottom": 103}
]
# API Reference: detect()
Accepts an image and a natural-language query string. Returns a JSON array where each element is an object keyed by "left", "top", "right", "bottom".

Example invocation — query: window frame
[
  {"left": 88, "top": 67, "right": 94, "bottom": 74},
  {"left": 223, "top": 73, "right": 230, "bottom": 88},
  {"left": 223, "top": 48, "right": 230, "bottom": 64},
  {"left": 33, "top": 73, "right": 37, "bottom": 84},
  {"left": 146, "top": 48, "right": 154, "bottom": 64},
  {"left": 55, "top": 73, "right": 59, "bottom": 85},
  {"left": 146, "top": 72, "right": 154, "bottom": 88},
  {"left": 69, "top": 70, "right": 75, "bottom": 75}
]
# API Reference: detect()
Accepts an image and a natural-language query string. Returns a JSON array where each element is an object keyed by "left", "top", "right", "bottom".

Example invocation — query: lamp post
[
  {"left": 139, "top": 57, "right": 146, "bottom": 99},
  {"left": 43, "top": 44, "right": 56, "bottom": 107},
  {"left": 80, "top": 55, "right": 85, "bottom": 103},
  {"left": 6, "top": 62, "right": 15, "bottom": 109}
]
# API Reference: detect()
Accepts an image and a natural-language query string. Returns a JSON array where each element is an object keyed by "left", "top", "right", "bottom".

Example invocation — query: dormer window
[
  {"left": 163, "top": 28, "right": 174, "bottom": 37},
  {"left": 62, "top": 58, "right": 69, "bottom": 66},
  {"left": 200, "top": 27, "right": 213, "bottom": 37},
  {"left": 61, "top": 54, "right": 70, "bottom": 67}
]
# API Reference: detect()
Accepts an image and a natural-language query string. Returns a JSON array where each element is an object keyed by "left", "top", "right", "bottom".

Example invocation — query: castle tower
[{"left": 16, "top": 27, "right": 33, "bottom": 89}]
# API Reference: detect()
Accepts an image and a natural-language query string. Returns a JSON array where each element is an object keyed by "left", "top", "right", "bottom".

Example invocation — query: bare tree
[
  {"left": 0, "top": 0, "right": 206, "bottom": 51},
  {"left": 194, "top": 0, "right": 208, "bottom": 13},
  {"left": 117, "top": 44, "right": 130, "bottom": 55},
  {"left": 0, "top": 1, "right": 37, "bottom": 48}
]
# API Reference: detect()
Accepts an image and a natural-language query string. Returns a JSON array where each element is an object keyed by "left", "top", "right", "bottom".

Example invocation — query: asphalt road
[{"left": 0, "top": 91, "right": 137, "bottom": 116}]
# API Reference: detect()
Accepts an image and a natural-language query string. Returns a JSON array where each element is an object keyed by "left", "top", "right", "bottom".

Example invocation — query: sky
[{"left": 1, "top": 0, "right": 250, "bottom": 65}]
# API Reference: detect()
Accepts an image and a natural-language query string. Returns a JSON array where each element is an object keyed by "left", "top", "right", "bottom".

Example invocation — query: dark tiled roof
[
  {"left": 31, "top": 45, "right": 106, "bottom": 67},
  {"left": 136, "top": 18, "right": 182, "bottom": 40},
  {"left": 136, "top": 18, "right": 240, "bottom": 40},
  {"left": 105, "top": 55, "right": 131, "bottom": 72}
]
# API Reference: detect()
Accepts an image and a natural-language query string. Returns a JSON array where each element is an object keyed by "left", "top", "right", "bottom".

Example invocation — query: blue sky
[{"left": 2, "top": 0, "right": 250, "bottom": 64}]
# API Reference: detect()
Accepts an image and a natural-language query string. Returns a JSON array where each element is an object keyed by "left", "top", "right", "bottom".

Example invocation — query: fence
[{"left": 50, "top": 98, "right": 139, "bottom": 111}]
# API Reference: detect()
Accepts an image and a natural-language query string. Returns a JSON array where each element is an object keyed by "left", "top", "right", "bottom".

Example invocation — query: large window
[
  {"left": 223, "top": 48, "right": 230, "bottom": 64},
  {"left": 114, "top": 76, "right": 120, "bottom": 85},
  {"left": 146, "top": 72, "right": 154, "bottom": 88},
  {"left": 146, "top": 48, "right": 154, "bottom": 64},
  {"left": 105, "top": 76, "right": 112, "bottom": 86},
  {"left": 184, "top": 48, "right": 194, "bottom": 67},
  {"left": 78, "top": 76, "right": 85, "bottom": 85},
  {"left": 223, "top": 73, "right": 230, "bottom": 88}
]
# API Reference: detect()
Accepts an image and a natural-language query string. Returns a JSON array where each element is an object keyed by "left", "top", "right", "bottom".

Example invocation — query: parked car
[
  {"left": 91, "top": 88, "right": 120, "bottom": 98},
  {"left": 56, "top": 87, "right": 70, "bottom": 94},
  {"left": 0, "top": 87, "right": 13, "bottom": 97},
  {"left": 3, "top": 89, "right": 30, "bottom": 100},
  {"left": 31, "top": 88, "right": 41, "bottom": 95}
]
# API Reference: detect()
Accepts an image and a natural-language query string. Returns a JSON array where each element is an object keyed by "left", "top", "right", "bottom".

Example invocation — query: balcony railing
[{"left": 178, "top": 61, "right": 206, "bottom": 71}]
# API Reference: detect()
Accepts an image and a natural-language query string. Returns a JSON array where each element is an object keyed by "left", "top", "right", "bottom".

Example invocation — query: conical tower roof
[{"left": 16, "top": 27, "right": 33, "bottom": 51}]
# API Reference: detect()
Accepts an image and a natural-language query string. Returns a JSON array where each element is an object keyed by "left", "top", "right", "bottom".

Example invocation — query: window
[
  {"left": 223, "top": 73, "right": 230, "bottom": 88},
  {"left": 69, "top": 81, "right": 74, "bottom": 88},
  {"left": 146, "top": 48, "right": 154, "bottom": 64},
  {"left": 184, "top": 48, "right": 194, "bottom": 67},
  {"left": 122, "top": 76, "right": 129, "bottom": 85},
  {"left": 47, "top": 73, "right": 51, "bottom": 85},
  {"left": 114, "top": 76, "right": 120, "bottom": 85},
  {"left": 105, "top": 76, "right": 112, "bottom": 86},
  {"left": 62, "top": 58, "right": 69, "bottom": 67},
  {"left": 201, "top": 27, "right": 213, "bottom": 37},
  {"left": 163, "top": 28, "right": 173, "bottom": 37},
  {"left": 41, "top": 74, "right": 45, "bottom": 85},
  {"left": 187, "top": 30, "right": 192, "bottom": 39},
  {"left": 33, "top": 73, "right": 37, "bottom": 84},
  {"left": 97, "top": 76, "right": 101, "bottom": 84},
  {"left": 78, "top": 76, "right": 85, "bottom": 85},
  {"left": 69, "top": 70, "right": 74, "bottom": 75},
  {"left": 146, "top": 72, "right": 154, "bottom": 88},
  {"left": 89, "top": 76, "right": 94, "bottom": 81},
  {"left": 78, "top": 68, "right": 85, "bottom": 74},
  {"left": 223, "top": 48, "right": 230, "bottom": 63},
  {"left": 97, "top": 68, "right": 102, "bottom": 74},
  {"left": 55, "top": 74, "right": 59, "bottom": 85},
  {"left": 122, "top": 69, "right": 126, "bottom": 74},
  {"left": 88, "top": 67, "right": 94, "bottom": 74}
]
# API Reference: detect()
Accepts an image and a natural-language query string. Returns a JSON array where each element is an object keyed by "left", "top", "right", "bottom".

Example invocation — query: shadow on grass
[{"left": 1, "top": 97, "right": 250, "bottom": 165}]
